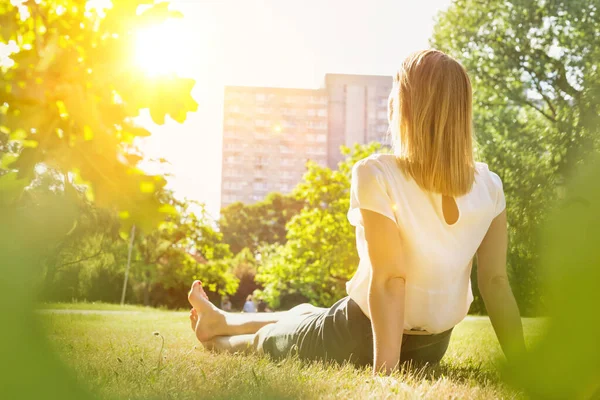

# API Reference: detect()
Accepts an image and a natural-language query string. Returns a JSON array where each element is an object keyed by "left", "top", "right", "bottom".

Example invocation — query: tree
[
  {"left": 36, "top": 187, "right": 239, "bottom": 308},
  {"left": 0, "top": 0, "right": 198, "bottom": 232},
  {"left": 219, "top": 192, "right": 304, "bottom": 254},
  {"left": 129, "top": 193, "right": 236, "bottom": 306},
  {"left": 431, "top": 0, "right": 600, "bottom": 313},
  {"left": 432, "top": 0, "right": 600, "bottom": 173},
  {"left": 256, "top": 143, "right": 383, "bottom": 308}
]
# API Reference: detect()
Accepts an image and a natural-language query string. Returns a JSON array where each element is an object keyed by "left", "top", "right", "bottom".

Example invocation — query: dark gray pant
[{"left": 260, "top": 296, "right": 453, "bottom": 367}]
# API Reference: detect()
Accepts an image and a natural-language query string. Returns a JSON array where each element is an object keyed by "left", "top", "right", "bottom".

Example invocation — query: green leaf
[
  {"left": 0, "top": 171, "right": 28, "bottom": 206},
  {"left": 83, "top": 125, "right": 93, "bottom": 141},
  {"left": 139, "top": 181, "right": 155, "bottom": 193},
  {"left": 158, "top": 203, "right": 177, "bottom": 214}
]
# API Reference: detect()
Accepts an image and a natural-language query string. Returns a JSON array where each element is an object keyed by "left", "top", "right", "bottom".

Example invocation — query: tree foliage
[
  {"left": 431, "top": 0, "right": 600, "bottom": 313},
  {"left": 219, "top": 192, "right": 304, "bottom": 254},
  {"left": 0, "top": 0, "right": 198, "bottom": 232},
  {"left": 131, "top": 194, "right": 236, "bottom": 306},
  {"left": 36, "top": 176, "right": 238, "bottom": 308},
  {"left": 256, "top": 143, "right": 383, "bottom": 308}
]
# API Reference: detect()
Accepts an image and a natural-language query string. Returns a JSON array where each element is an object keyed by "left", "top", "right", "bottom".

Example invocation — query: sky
[
  {"left": 140, "top": 0, "right": 454, "bottom": 218},
  {"left": 2, "top": 0, "right": 454, "bottom": 218}
]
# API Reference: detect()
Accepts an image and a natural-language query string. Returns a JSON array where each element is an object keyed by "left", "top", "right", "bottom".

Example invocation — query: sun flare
[{"left": 135, "top": 21, "right": 193, "bottom": 76}]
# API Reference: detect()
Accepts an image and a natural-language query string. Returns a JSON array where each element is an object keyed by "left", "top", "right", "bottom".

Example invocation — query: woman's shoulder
[
  {"left": 475, "top": 162, "right": 503, "bottom": 186},
  {"left": 352, "top": 153, "right": 398, "bottom": 174}
]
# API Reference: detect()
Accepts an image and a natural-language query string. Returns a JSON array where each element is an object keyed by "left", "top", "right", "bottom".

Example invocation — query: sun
[{"left": 134, "top": 21, "right": 193, "bottom": 77}]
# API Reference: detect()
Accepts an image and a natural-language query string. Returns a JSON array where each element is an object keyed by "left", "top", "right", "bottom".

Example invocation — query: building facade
[
  {"left": 325, "top": 74, "right": 393, "bottom": 168},
  {"left": 221, "top": 74, "right": 393, "bottom": 208},
  {"left": 221, "top": 86, "right": 328, "bottom": 207}
]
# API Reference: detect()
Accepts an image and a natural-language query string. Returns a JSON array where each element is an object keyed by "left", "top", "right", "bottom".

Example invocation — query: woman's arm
[
  {"left": 476, "top": 210, "right": 526, "bottom": 362},
  {"left": 360, "top": 209, "right": 406, "bottom": 375}
]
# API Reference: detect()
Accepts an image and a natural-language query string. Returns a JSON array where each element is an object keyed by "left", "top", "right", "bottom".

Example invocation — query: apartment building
[
  {"left": 221, "top": 74, "right": 393, "bottom": 208},
  {"left": 325, "top": 74, "right": 393, "bottom": 168},
  {"left": 221, "top": 86, "right": 328, "bottom": 207}
]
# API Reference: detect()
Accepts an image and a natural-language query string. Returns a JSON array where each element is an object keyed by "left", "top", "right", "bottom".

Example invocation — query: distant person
[
  {"left": 257, "top": 299, "right": 268, "bottom": 313},
  {"left": 187, "top": 50, "right": 525, "bottom": 374},
  {"left": 242, "top": 295, "right": 256, "bottom": 313},
  {"left": 221, "top": 296, "right": 232, "bottom": 312}
]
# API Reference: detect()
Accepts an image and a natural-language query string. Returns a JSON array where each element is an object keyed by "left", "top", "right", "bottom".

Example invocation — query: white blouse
[{"left": 346, "top": 154, "right": 505, "bottom": 334}]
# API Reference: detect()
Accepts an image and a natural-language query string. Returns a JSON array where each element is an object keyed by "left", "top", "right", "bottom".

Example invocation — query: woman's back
[{"left": 346, "top": 153, "right": 505, "bottom": 333}]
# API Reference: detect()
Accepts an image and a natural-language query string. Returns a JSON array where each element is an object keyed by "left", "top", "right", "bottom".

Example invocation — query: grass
[
  {"left": 38, "top": 302, "right": 176, "bottom": 312},
  {"left": 40, "top": 308, "right": 545, "bottom": 399}
]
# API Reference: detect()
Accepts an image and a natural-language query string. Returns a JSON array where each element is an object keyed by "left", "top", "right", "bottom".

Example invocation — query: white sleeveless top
[{"left": 346, "top": 154, "right": 505, "bottom": 334}]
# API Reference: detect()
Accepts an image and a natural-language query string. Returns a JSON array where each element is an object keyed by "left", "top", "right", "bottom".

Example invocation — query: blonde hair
[{"left": 388, "top": 49, "right": 475, "bottom": 196}]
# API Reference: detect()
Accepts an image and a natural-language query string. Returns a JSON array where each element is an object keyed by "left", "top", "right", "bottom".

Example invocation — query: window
[
  {"left": 255, "top": 156, "right": 265, "bottom": 170},
  {"left": 253, "top": 181, "right": 267, "bottom": 191},
  {"left": 307, "top": 109, "right": 316, "bottom": 117},
  {"left": 223, "top": 182, "right": 243, "bottom": 190},
  {"left": 316, "top": 134, "right": 327, "bottom": 143},
  {"left": 377, "top": 110, "right": 387, "bottom": 119},
  {"left": 278, "top": 184, "right": 292, "bottom": 192},
  {"left": 308, "top": 121, "right": 326, "bottom": 130},
  {"left": 280, "top": 145, "right": 293, "bottom": 154},
  {"left": 225, "top": 92, "right": 241, "bottom": 101},
  {"left": 317, "top": 109, "right": 327, "bottom": 117},
  {"left": 308, "top": 146, "right": 326, "bottom": 155},
  {"left": 256, "top": 94, "right": 266, "bottom": 102}
]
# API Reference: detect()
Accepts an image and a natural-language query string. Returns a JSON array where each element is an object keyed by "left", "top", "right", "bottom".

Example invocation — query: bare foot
[
  {"left": 187, "top": 280, "right": 226, "bottom": 342},
  {"left": 189, "top": 308, "right": 198, "bottom": 331}
]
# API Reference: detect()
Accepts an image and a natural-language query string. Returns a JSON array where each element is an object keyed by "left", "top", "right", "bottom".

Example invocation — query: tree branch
[
  {"left": 483, "top": 71, "right": 557, "bottom": 123},
  {"left": 147, "top": 235, "right": 186, "bottom": 265},
  {"left": 521, "top": 98, "right": 557, "bottom": 123},
  {"left": 528, "top": 72, "right": 558, "bottom": 120},
  {"left": 58, "top": 249, "right": 104, "bottom": 268}
]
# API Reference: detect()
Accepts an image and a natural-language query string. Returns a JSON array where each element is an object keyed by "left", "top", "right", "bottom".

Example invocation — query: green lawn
[
  {"left": 38, "top": 301, "right": 175, "bottom": 312},
  {"left": 40, "top": 309, "right": 545, "bottom": 399}
]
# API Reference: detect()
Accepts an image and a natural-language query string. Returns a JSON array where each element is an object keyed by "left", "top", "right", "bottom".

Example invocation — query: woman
[
  {"left": 188, "top": 50, "right": 526, "bottom": 374},
  {"left": 242, "top": 295, "right": 257, "bottom": 313}
]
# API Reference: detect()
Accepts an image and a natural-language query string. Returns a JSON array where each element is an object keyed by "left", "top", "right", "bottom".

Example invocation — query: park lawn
[
  {"left": 38, "top": 302, "right": 175, "bottom": 312},
  {"left": 40, "top": 309, "right": 545, "bottom": 399}
]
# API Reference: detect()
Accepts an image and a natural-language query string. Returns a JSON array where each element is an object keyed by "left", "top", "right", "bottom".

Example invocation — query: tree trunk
[{"left": 143, "top": 270, "right": 151, "bottom": 306}]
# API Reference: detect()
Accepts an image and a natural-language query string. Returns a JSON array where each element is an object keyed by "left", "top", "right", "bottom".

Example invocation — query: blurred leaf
[
  {"left": 140, "top": 181, "right": 155, "bottom": 193},
  {"left": 0, "top": 171, "right": 27, "bottom": 206},
  {"left": 158, "top": 204, "right": 176, "bottom": 215},
  {"left": 0, "top": 0, "right": 198, "bottom": 233}
]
